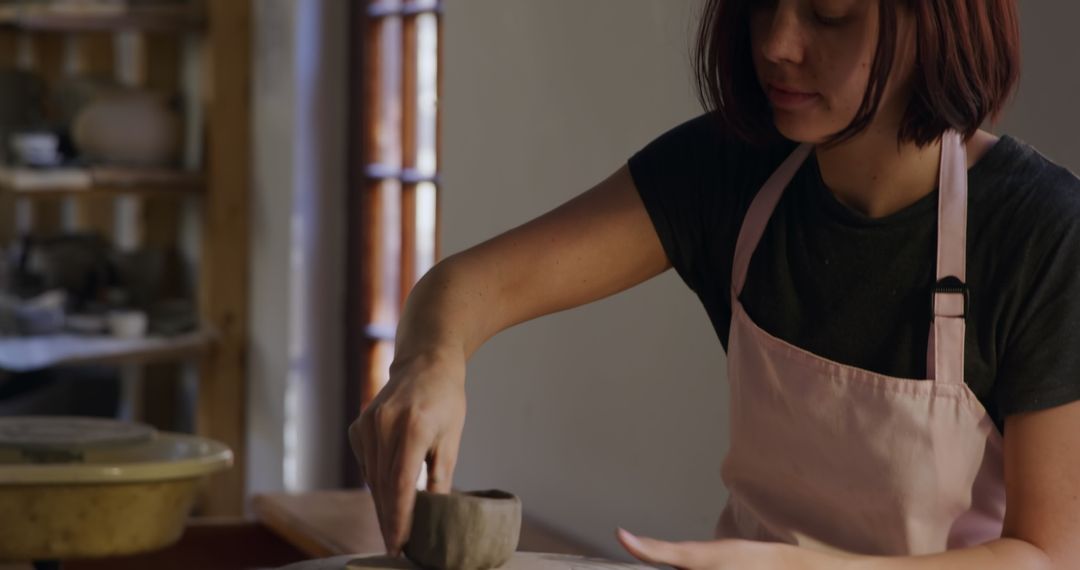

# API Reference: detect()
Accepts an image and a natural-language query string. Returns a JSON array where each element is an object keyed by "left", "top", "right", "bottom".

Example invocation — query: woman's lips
[{"left": 765, "top": 84, "right": 820, "bottom": 110}]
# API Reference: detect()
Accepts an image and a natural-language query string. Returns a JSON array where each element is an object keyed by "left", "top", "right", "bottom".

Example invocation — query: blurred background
[{"left": 0, "top": 0, "right": 1075, "bottom": 568}]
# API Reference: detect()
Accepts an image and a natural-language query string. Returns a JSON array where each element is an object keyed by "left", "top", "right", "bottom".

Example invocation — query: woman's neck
[
  {"left": 814, "top": 126, "right": 942, "bottom": 219},
  {"left": 813, "top": 126, "right": 999, "bottom": 219}
]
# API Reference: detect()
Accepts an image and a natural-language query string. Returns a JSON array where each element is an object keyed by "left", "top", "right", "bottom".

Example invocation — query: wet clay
[{"left": 403, "top": 490, "right": 521, "bottom": 570}]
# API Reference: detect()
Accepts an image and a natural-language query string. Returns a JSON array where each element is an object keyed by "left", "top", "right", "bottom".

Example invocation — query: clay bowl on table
[
  {"left": 404, "top": 489, "right": 522, "bottom": 570},
  {"left": 0, "top": 416, "right": 232, "bottom": 561}
]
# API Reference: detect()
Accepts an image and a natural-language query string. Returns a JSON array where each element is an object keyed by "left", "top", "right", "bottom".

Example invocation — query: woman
[{"left": 350, "top": 0, "right": 1080, "bottom": 567}]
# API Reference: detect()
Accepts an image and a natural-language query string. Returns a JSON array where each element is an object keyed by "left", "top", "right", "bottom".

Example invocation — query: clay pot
[
  {"left": 405, "top": 490, "right": 522, "bottom": 570},
  {"left": 52, "top": 75, "right": 121, "bottom": 127},
  {"left": 72, "top": 88, "right": 180, "bottom": 167}
]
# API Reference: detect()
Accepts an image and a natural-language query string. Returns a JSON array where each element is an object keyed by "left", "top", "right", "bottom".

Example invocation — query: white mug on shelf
[
  {"left": 10, "top": 131, "right": 62, "bottom": 167},
  {"left": 107, "top": 310, "right": 148, "bottom": 339}
]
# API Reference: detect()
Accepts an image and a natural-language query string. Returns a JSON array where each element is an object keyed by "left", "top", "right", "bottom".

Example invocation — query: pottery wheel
[
  {"left": 343, "top": 552, "right": 654, "bottom": 570},
  {"left": 0, "top": 416, "right": 156, "bottom": 451}
]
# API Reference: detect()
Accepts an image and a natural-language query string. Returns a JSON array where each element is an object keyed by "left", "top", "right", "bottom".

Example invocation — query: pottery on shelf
[
  {"left": 71, "top": 87, "right": 181, "bottom": 167},
  {"left": 52, "top": 74, "right": 121, "bottom": 127},
  {"left": 404, "top": 489, "right": 522, "bottom": 570}
]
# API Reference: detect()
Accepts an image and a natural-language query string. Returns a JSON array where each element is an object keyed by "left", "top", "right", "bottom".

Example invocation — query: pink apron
[{"left": 714, "top": 131, "right": 1007, "bottom": 555}]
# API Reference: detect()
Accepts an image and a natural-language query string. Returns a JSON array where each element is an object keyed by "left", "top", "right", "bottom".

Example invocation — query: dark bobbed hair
[{"left": 693, "top": 0, "right": 1021, "bottom": 147}]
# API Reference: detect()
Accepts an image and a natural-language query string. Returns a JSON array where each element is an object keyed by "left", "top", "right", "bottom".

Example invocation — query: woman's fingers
[
  {"left": 365, "top": 408, "right": 460, "bottom": 556},
  {"left": 357, "top": 411, "right": 392, "bottom": 553},
  {"left": 375, "top": 405, "right": 406, "bottom": 554},
  {"left": 346, "top": 356, "right": 468, "bottom": 559},
  {"left": 347, "top": 419, "right": 366, "bottom": 483},
  {"left": 384, "top": 425, "right": 433, "bottom": 556},
  {"left": 426, "top": 433, "right": 460, "bottom": 494},
  {"left": 350, "top": 410, "right": 394, "bottom": 554},
  {"left": 357, "top": 413, "right": 378, "bottom": 491},
  {"left": 617, "top": 529, "right": 701, "bottom": 569}
]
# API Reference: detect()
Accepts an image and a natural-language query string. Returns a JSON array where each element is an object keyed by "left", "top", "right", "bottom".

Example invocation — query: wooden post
[{"left": 198, "top": 0, "right": 252, "bottom": 517}]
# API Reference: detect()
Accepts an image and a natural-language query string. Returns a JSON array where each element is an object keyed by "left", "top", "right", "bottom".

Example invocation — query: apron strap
[
  {"left": 729, "top": 133, "right": 968, "bottom": 385},
  {"left": 927, "top": 130, "right": 968, "bottom": 385},
  {"left": 731, "top": 143, "right": 813, "bottom": 301}
]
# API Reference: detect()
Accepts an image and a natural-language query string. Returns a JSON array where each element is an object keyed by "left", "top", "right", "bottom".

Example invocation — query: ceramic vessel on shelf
[{"left": 72, "top": 88, "right": 181, "bottom": 167}]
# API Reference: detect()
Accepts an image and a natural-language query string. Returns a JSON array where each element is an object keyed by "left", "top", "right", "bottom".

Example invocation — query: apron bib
[{"left": 715, "top": 131, "right": 1007, "bottom": 555}]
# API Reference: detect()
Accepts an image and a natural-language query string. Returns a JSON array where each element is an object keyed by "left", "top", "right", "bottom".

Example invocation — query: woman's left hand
[{"left": 616, "top": 528, "right": 786, "bottom": 569}]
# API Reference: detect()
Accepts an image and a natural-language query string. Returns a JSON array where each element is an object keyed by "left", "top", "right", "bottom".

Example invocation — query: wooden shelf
[
  {"left": 0, "top": 3, "right": 204, "bottom": 33},
  {"left": 0, "top": 330, "right": 211, "bottom": 372},
  {"left": 0, "top": 0, "right": 250, "bottom": 519},
  {"left": 0, "top": 166, "right": 204, "bottom": 196}
]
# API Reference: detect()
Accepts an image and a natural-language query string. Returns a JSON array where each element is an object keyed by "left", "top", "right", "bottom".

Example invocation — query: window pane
[
  {"left": 415, "top": 181, "right": 437, "bottom": 277},
  {"left": 366, "top": 15, "right": 402, "bottom": 167},
  {"left": 415, "top": 12, "right": 439, "bottom": 176}
]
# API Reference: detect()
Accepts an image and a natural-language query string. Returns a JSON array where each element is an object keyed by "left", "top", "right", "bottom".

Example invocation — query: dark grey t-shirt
[{"left": 628, "top": 112, "right": 1080, "bottom": 433}]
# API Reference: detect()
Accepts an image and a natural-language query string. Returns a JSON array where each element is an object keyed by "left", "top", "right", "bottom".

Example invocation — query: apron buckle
[{"left": 932, "top": 276, "right": 969, "bottom": 319}]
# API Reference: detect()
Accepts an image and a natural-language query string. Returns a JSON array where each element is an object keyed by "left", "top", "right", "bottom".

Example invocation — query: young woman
[{"left": 350, "top": 1, "right": 1080, "bottom": 567}]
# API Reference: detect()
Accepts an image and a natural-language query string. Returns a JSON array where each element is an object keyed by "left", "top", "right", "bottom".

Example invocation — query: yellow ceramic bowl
[{"left": 0, "top": 432, "right": 232, "bottom": 561}]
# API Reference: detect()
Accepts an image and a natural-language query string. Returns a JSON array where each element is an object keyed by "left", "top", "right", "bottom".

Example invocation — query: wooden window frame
[{"left": 345, "top": 0, "right": 443, "bottom": 486}]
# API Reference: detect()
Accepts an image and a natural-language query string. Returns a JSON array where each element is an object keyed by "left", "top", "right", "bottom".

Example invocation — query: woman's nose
[{"left": 759, "top": 5, "right": 806, "bottom": 65}]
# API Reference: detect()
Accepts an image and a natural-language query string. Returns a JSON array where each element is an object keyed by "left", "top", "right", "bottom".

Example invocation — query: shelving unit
[
  {"left": 0, "top": 0, "right": 251, "bottom": 516},
  {"left": 0, "top": 165, "right": 203, "bottom": 194},
  {"left": 0, "top": 330, "right": 209, "bottom": 372},
  {"left": 0, "top": 3, "right": 205, "bottom": 33}
]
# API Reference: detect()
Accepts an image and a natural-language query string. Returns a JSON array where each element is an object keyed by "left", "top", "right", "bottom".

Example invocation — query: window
[{"left": 346, "top": 0, "right": 442, "bottom": 483}]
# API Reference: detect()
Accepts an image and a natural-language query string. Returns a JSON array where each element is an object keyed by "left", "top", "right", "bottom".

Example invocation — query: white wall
[
  {"left": 248, "top": 0, "right": 348, "bottom": 497},
  {"left": 441, "top": 0, "right": 1079, "bottom": 559},
  {"left": 248, "top": 0, "right": 293, "bottom": 497},
  {"left": 997, "top": 3, "right": 1080, "bottom": 172}
]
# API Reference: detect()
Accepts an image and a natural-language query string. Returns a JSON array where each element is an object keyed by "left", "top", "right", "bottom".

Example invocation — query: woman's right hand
[
  {"left": 346, "top": 163, "right": 669, "bottom": 556},
  {"left": 348, "top": 350, "right": 467, "bottom": 557}
]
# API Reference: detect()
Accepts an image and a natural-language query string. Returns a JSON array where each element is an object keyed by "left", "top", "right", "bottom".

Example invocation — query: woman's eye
[{"left": 813, "top": 11, "right": 847, "bottom": 26}]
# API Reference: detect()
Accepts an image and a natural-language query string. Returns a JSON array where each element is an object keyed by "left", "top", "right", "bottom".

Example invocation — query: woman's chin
[{"left": 773, "top": 119, "right": 831, "bottom": 145}]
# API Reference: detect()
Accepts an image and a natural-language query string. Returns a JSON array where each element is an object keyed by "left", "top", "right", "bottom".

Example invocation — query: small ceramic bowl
[
  {"left": 405, "top": 490, "right": 522, "bottom": 570},
  {"left": 107, "top": 309, "right": 149, "bottom": 339},
  {"left": 9, "top": 131, "right": 61, "bottom": 167}
]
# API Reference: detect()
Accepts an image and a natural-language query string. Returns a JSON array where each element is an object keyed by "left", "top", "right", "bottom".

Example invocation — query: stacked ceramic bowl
[{"left": 0, "top": 416, "right": 231, "bottom": 561}]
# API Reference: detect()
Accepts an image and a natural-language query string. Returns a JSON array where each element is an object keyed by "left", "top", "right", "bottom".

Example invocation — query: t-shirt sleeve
[
  {"left": 995, "top": 164, "right": 1080, "bottom": 417},
  {"left": 626, "top": 114, "right": 726, "bottom": 294}
]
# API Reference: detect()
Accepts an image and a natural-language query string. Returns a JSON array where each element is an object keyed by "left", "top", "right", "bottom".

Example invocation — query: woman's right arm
[{"left": 348, "top": 163, "right": 671, "bottom": 556}]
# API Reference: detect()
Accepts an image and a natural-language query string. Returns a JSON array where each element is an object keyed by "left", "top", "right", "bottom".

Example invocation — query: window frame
[{"left": 345, "top": 0, "right": 443, "bottom": 486}]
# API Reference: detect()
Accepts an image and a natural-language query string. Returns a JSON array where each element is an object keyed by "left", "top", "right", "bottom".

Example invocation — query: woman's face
[{"left": 750, "top": 0, "right": 916, "bottom": 144}]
